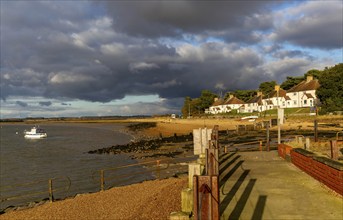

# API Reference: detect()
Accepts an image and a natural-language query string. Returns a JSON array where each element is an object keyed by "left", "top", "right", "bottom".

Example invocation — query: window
[
  {"left": 287, "top": 101, "right": 290, "bottom": 105},
  {"left": 282, "top": 102, "right": 285, "bottom": 106},
  {"left": 310, "top": 100, "right": 313, "bottom": 106},
  {"left": 304, "top": 100, "right": 307, "bottom": 104},
  {"left": 294, "top": 101, "right": 297, "bottom": 105},
  {"left": 293, "top": 93, "right": 296, "bottom": 96}
]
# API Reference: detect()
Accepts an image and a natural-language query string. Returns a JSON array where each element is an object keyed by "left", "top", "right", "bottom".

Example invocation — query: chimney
[
  {"left": 214, "top": 97, "right": 218, "bottom": 102},
  {"left": 274, "top": 85, "right": 280, "bottom": 91},
  {"left": 257, "top": 91, "right": 263, "bottom": 96},
  {"left": 306, "top": 75, "right": 313, "bottom": 82},
  {"left": 229, "top": 94, "right": 234, "bottom": 99}
]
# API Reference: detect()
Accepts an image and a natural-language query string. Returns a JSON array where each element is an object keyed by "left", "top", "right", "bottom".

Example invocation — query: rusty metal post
[
  {"left": 330, "top": 140, "right": 338, "bottom": 160},
  {"left": 314, "top": 120, "right": 318, "bottom": 142},
  {"left": 48, "top": 179, "right": 54, "bottom": 203},
  {"left": 193, "top": 175, "right": 219, "bottom": 220},
  {"left": 100, "top": 170, "right": 105, "bottom": 191},
  {"left": 206, "top": 149, "right": 219, "bottom": 176}
]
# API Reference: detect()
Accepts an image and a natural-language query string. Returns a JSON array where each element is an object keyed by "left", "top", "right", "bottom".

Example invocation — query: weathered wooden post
[
  {"left": 156, "top": 160, "right": 161, "bottom": 179},
  {"left": 224, "top": 145, "right": 228, "bottom": 153},
  {"left": 330, "top": 140, "right": 338, "bottom": 160},
  {"left": 100, "top": 170, "right": 105, "bottom": 191},
  {"left": 298, "top": 136, "right": 303, "bottom": 146},
  {"left": 48, "top": 179, "right": 54, "bottom": 203},
  {"left": 170, "top": 212, "right": 189, "bottom": 220},
  {"left": 266, "top": 123, "right": 270, "bottom": 151},
  {"left": 193, "top": 175, "right": 219, "bottom": 220},
  {"left": 188, "top": 163, "right": 203, "bottom": 188},
  {"left": 181, "top": 188, "right": 193, "bottom": 214},
  {"left": 314, "top": 120, "right": 318, "bottom": 142},
  {"left": 305, "top": 138, "right": 310, "bottom": 150},
  {"left": 259, "top": 140, "right": 262, "bottom": 151}
]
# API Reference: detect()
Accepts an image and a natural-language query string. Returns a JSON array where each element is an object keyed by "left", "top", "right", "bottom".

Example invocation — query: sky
[{"left": 0, "top": 0, "right": 342, "bottom": 118}]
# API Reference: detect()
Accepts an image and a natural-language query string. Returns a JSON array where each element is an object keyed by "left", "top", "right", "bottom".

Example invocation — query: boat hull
[{"left": 24, "top": 133, "right": 47, "bottom": 139}]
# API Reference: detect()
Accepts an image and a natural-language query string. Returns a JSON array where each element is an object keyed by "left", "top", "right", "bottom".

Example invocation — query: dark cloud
[
  {"left": 273, "top": 50, "right": 314, "bottom": 60},
  {"left": 0, "top": 1, "right": 341, "bottom": 117},
  {"left": 103, "top": 1, "right": 274, "bottom": 42},
  {"left": 16, "top": 101, "right": 28, "bottom": 107},
  {"left": 39, "top": 101, "right": 52, "bottom": 106},
  {"left": 273, "top": 1, "right": 343, "bottom": 49}
]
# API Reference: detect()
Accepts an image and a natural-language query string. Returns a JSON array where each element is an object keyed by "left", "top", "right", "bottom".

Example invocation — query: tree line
[{"left": 181, "top": 63, "right": 342, "bottom": 117}]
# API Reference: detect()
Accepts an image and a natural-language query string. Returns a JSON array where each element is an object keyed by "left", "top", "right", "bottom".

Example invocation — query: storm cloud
[{"left": 0, "top": 1, "right": 342, "bottom": 117}]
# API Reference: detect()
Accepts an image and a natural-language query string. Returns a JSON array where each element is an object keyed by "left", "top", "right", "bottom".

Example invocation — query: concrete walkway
[{"left": 219, "top": 151, "right": 343, "bottom": 220}]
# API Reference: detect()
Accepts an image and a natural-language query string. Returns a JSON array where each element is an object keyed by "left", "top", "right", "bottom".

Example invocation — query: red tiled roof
[
  {"left": 304, "top": 93, "right": 314, "bottom": 99},
  {"left": 265, "top": 100, "right": 273, "bottom": 105},
  {"left": 263, "top": 89, "right": 287, "bottom": 99},
  {"left": 211, "top": 99, "right": 224, "bottom": 106},
  {"left": 224, "top": 96, "right": 246, "bottom": 105},
  {"left": 246, "top": 95, "right": 263, "bottom": 105},
  {"left": 285, "top": 96, "right": 291, "bottom": 100},
  {"left": 287, "top": 79, "right": 320, "bottom": 92}
]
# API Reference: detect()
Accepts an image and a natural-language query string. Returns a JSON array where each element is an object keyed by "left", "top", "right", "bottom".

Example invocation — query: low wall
[
  {"left": 278, "top": 144, "right": 343, "bottom": 195},
  {"left": 278, "top": 143, "right": 293, "bottom": 160}
]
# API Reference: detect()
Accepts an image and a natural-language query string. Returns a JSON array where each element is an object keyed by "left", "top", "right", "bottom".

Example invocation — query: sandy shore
[
  {"left": 127, "top": 115, "right": 343, "bottom": 137},
  {"left": 1, "top": 115, "right": 342, "bottom": 219},
  {"left": 0, "top": 177, "right": 187, "bottom": 220}
]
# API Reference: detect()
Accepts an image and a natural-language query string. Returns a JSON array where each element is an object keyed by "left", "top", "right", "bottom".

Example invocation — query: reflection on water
[{"left": 0, "top": 123, "right": 151, "bottom": 210}]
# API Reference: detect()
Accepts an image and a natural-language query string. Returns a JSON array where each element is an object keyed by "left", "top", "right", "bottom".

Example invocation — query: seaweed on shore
[
  {"left": 127, "top": 122, "right": 157, "bottom": 131},
  {"left": 88, "top": 133, "right": 193, "bottom": 155}
]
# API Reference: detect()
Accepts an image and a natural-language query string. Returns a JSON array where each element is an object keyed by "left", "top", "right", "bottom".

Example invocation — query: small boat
[
  {"left": 241, "top": 116, "right": 258, "bottom": 120},
  {"left": 24, "top": 126, "right": 47, "bottom": 139}
]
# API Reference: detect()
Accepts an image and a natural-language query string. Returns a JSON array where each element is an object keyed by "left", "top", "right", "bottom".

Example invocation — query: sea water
[{"left": 0, "top": 123, "right": 151, "bottom": 210}]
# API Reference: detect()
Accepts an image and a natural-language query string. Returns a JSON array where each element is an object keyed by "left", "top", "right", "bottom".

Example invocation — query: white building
[
  {"left": 209, "top": 75, "right": 320, "bottom": 114},
  {"left": 285, "top": 75, "right": 319, "bottom": 108},
  {"left": 209, "top": 95, "right": 245, "bottom": 114}
]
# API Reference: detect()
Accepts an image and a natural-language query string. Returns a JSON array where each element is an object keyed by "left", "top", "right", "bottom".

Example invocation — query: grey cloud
[
  {"left": 39, "top": 101, "right": 52, "bottom": 106},
  {"left": 16, "top": 101, "right": 28, "bottom": 107},
  {"left": 273, "top": 50, "right": 314, "bottom": 60},
  {"left": 103, "top": 1, "right": 275, "bottom": 43},
  {"left": 1, "top": 1, "right": 339, "bottom": 118},
  {"left": 273, "top": 1, "right": 343, "bottom": 49}
]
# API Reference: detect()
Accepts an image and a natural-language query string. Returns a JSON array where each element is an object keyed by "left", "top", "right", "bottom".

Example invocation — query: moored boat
[{"left": 24, "top": 126, "right": 47, "bottom": 139}]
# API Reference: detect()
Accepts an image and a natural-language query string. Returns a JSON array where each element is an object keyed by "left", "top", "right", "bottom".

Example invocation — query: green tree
[
  {"left": 259, "top": 81, "right": 276, "bottom": 95},
  {"left": 281, "top": 76, "right": 304, "bottom": 90},
  {"left": 181, "top": 96, "right": 192, "bottom": 118},
  {"left": 316, "top": 63, "right": 343, "bottom": 113},
  {"left": 234, "top": 90, "right": 257, "bottom": 102},
  {"left": 198, "top": 90, "right": 217, "bottom": 111},
  {"left": 305, "top": 69, "right": 322, "bottom": 79}
]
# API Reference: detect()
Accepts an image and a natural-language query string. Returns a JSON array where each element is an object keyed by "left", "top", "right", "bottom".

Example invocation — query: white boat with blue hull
[{"left": 24, "top": 126, "right": 47, "bottom": 139}]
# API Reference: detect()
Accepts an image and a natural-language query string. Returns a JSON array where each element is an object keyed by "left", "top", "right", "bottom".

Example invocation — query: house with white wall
[
  {"left": 242, "top": 92, "right": 263, "bottom": 113},
  {"left": 223, "top": 95, "right": 245, "bottom": 113},
  {"left": 208, "top": 98, "right": 224, "bottom": 114},
  {"left": 209, "top": 95, "right": 245, "bottom": 114},
  {"left": 208, "top": 75, "right": 320, "bottom": 114},
  {"left": 285, "top": 75, "right": 319, "bottom": 108}
]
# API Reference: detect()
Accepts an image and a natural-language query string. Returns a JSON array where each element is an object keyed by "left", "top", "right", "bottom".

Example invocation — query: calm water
[{"left": 0, "top": 123, "right": 151, "bottom": 210}]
